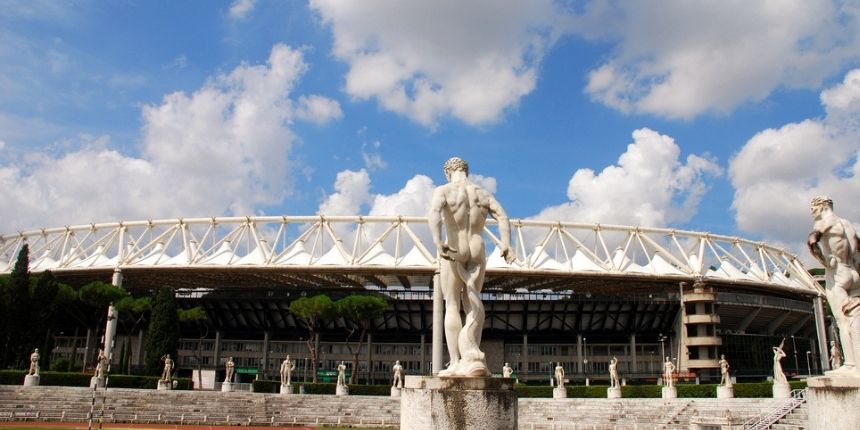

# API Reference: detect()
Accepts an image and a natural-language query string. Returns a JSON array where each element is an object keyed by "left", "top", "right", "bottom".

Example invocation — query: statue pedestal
[
  {"left": 90, "top": 376, "right": 106, "bottom": 389},
  {"left": 716, "top": 386, "right": 733, "bottom": 399},
  {"left": 279, "top": 384, "right": 293, "bottom": 395},
  {"left": 23, "top": 375, "right": 40, "bottom": 387},
  {"left": 157, "top": 380, "right": 172, "bottom": 391},
  {"left": 772, "top": 382, "right": 790, "bottom": 399},
  {"left": 390, "top": 386, "right": 401, "bottom": 397},
  {"left": 662, "top": 386, "right": 677, "bottom": 399},
  {"left": 336, "top": 384, "right": 349, "bottom": 396},
  {"left": 221, "top": 382, "right": 233, "bottom": 392},
  {"left": 607, "top": 387, "right": 622, "bottom": 399},
  {"left": 552, "top": 386, "right": 567, "bottom": 399},
  {"left": 807, "top": 375, "right": 860, "bottom": 430},
  {"left": 400, "top": 375, "right": 517, "bottom": 430}
]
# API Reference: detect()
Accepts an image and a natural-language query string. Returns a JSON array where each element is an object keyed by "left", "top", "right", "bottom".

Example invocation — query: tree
[
  {"left": 335, "top": 295, "right": 388, "bottom": 384},
  {"left": 115, "top": 295, "right": 153, "bottom": 374},
  {"left": 289, "top": 295, "right": 335, "bottom": 383},
  {"left": 178, "top": 306, "right": 208, "bottom": 387},
  {"left": 2, "top": 245, "right": 31, "bottom": 367},
  {"left": 143, "top": 287, "right": 180, "bottom": 376}
]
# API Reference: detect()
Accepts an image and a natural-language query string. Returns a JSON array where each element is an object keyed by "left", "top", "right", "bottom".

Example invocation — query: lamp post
[
  {"left": 658, "top": 333, "right": 667, "bottom": 364},
  {"left": 583, "top": 337, "right": 588, "bottom": 385},
  {"left": 806, "top": 351, "right": 812, "bottom": 376}
]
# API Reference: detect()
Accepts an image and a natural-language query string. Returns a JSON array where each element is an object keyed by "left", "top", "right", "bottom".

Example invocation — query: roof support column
[
  {"left": 262, "top": 331, "right": 270, "bottom": 375},
  {"left": 366, "top": 332, "right": 373, "bottom": 384},
  {"left": 522, "top": 333, "right": 529, "bottom": 380},
  {"left": 576, "top": 334, "right": 583, "bottom": 374},
  {"left": 431, "top": 274, "right": 442, "bottom": 375},
  {"left": 213, "top": 330, "right": 222, "bottom": 368},
  {"left": 420, "top": 333, "right": 426, "bottom": 375},
  {"left": 813, "top": 296, "right": 830, "bottom": 372},
  {"left": 103, "top": 268, "right": 122, "bottom": 370},
  {"left": 630, "top": 334, "right": 638, "bottom": 374}
]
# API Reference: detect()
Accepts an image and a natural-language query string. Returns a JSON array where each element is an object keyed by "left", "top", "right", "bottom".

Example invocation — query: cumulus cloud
[
  {"left": 361, "top": 141, "right": 387, "bottom": 171},
  {"left": 228, "top": 0, "right": 256, "bottom": 20},
  {"left": 730, "top": 69, "right": 860, "bottom": 249},
  {"left": 310, "top": 0, "right": 563, "bottom": 127},
  {"left": 535, "top": 128, "right": 722, "bottom": 227},
  {"left": 0, "top": 44, "right": 342, "bottom": 233},
  {"left": 295, "top": 95, "right": 343, "bottom": 124},
  {"left": 573, "top": 0, "right": 860, "bottom": 119}
]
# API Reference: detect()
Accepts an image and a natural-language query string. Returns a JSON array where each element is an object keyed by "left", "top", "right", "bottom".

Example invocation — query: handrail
[{"left": 743, "top": 388, "right": 807, "bottom": 429}]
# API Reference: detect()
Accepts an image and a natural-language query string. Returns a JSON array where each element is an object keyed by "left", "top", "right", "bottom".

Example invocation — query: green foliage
[
  {"left": 143, "top": 287, "right": 180, "bottom": 376},
  {"left": 79, "top": 281, "right": 128, "bottom": 308},
  {"left": 115, "top": 296, "right": 152, "bottom": 314},
  {"left": 334, "top": 295, "right": 388, "bottom": 383},
  {"left": 0, "top": 370, "right": 191, "bottom": 389},
  {"left": 289, "top": 294, "right": 335, "bottom": 383},
  {"left": 251, "top": 381, "right": 393, "bottom": 396},
  {"left": 178, "top": 306, "right": 207, "bottom": 322},
  {"left": 2, "top": 245, "right": 31, "bottom": 367}
]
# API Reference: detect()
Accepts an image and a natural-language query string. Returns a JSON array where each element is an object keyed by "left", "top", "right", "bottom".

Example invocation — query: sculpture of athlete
[
  {"left": 224, "top": 357, "right": 235, "bottom": 383},
  {"left": 161, "top": 354, "right": 173, "bottom": 381},
  {"left": 718, "top": 354, "right": 731, "bottom": 387},
  {"left": 280, "top": 356, "right": 295, "bottom": 386},
  {"left": 392, "top": 360, "right": 403, "bottom": 388},
  {"left": 28, "top": 349, "right": 40, "bottom": 376},
  {"left": 95, "top": 349, "right": 108, "bottom": 379},
  {"left": 808, "top": 196, "right": 860, "bottom": 374},
  {"left": 502, "top": 362, "right": 513, "bottom": 378},
  {"left": 773, "top": 340, "right": 788, "bottom": 384},
  {"left": 609, "top": 357, "right": 619, "bottom": 388},
  {"left": 554, "top": 362, "right": 565, "bottom": 388},
  {"left": 663, "top": 357, "right": 675, "bottom": 388},
  {"left": 428, "top": 157, "right": 514, "bottom": 377},
  {"left": 336, "top": 361, "right": 347, "bottom": 387},
  {"left": 830, "top": 340, "right": 843, "bottom": 370}
]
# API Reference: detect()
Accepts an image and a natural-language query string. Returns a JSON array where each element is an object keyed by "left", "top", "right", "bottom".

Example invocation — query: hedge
[
  {"left": 252, "top": 380, "right": 391, "bottom": 396},
  {"left": 0, "top": 370, "right": 192, "bottom": 390}
]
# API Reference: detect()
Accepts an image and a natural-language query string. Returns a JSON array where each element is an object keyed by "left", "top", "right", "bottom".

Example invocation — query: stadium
[{"left": 0, "top": 215, "right": 827, "bottom": 387}]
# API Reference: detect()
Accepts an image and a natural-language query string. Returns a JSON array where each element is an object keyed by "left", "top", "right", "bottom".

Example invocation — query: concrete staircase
[{"left": 771, "top": 402, "right": 809, "bottom": 430}]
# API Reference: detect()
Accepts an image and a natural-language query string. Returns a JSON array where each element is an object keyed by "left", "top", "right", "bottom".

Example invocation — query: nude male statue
[
  {"left": 502, "top": 362, "right": 513, "bottom": 378},
  {"left": 160, "top": 354, "right": 173, "bottom": 381},
  {"left": 392, "top": 360, "right": 403, "bottom": 388},
  {"left": 718, "top": 354, "right": 731, "bottom": 387},
  {"left": 95, "top": 349, "right": 108, "bottom": 379},
  {"left": 224, "top": 356, "right": 235, "bottom": 383},
  {"left": 808, "top": 196, "right": 860, "bottom": 374},
  {"left": 609, "top": 357, "right": 619, "bottom": 388},
  {"left": 428, "top": 157, "right": 514, "bottom": 377},
  {"left": 663, "top": 357, "right": 675, "bottom": 388},
  {"left": 280, "top": 356, "right": 295, "bottom": 386},
  {"left": 336, "top": 361, "right": 347, "bottom": 387},
  {"left": 28, "top": 349, "right": 40, "bottom": 376},
  {"left": 554, "top": 362, "right": 565, "bottom": 388}
]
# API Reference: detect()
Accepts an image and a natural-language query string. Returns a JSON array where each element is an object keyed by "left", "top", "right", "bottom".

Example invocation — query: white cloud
[
  {"left": 295, "top": 95, "right": 343, "bottom": 124},
  {"left": 310, "top": 0, "right": 563, "bottom": 127},
  {"left": 730, "top": 68, "right": 860, "bottom": 251},
  {"left": 574, "top": 0, "right": 860, "bottom": 119},
  {"left": 317, "top": 169, "right": 373, "bottom": 215},
  {"left": 0, "top": 44, "right": 340, "bottom": 233},
  {"left": 228, "top": 0, "right": 256, "bottom": 20},
  {"left": 535, "top": 128, "right": 722, "bottom": 227},
  {"left": 361, "top": 141, "right": 387, "bottom": 171}
]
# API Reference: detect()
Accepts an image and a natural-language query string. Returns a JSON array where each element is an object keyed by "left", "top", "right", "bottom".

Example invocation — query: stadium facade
[{"left": 1, "top": 216, "right": 827, "bottom": 385}]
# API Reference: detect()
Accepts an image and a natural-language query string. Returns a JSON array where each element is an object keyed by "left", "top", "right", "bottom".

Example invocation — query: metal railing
[{"left": 743, "top": 388, "right": 807, "bottom": 429}]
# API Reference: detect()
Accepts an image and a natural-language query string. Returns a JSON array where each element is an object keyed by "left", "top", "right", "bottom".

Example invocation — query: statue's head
[
  {"left": 443, "top": 157, "right": 469, "bottom": 180},
  {"left": 395, "top": 360, "right": 400, "bottom": 364},
  {"left": 811, "top": 195, "right": 833, "bottom": 217}
]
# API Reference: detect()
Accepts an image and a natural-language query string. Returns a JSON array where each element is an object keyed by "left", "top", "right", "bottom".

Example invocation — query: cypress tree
[
  {"left": 5, "top": 245, "right": 31, "bottom": 367},
  {"left": 143, "top": 287, "right": 180, "bottom": 375}
]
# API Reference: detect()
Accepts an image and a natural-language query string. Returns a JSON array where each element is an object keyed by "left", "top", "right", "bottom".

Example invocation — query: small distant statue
[
  {"left": 502, "top": 362, "right": 513, "bottom": 378},
  {"left": 718, "top": 354, "right": 731, "bottom": 387},
  {"left": 95, "top": 349, "right": 108, "bottom": 379},
  {"left": 160, "top": 354, "right": 173, "bottom": 381},
  {"left": 830, "top": 340, "right": 844, "bottom": 369},
  {"left": 280, "top": 356, "right": 295, "bottom": 386},
  {"left": 663, "top": 357, "right": 675, "bottom": 388},
  {"left": 609, "top": 356, "right": 619, "bottom": 388},
  {"left": 28, "top": 349, "right": 40, "bottom": 376},
  {"left": 392, "top": 360, "right": 403, "bottom": 388},
  {"left": 808, "top": 196, "right": 860, "bottom": 374},
  {"left": 336, "top": 361, "right": 347, "bottom": 387},
  {"left": 429, "top": 157, "right": 514, "bottom": 377},
  {"left": 554, "top": 362, "right": 565, "bottom": 388},
  {"left": 224, "top": 356, "right": 235, "bottom": 383},
  {"left": 773, "top": 339, "right": 788, "bottom": 384}
]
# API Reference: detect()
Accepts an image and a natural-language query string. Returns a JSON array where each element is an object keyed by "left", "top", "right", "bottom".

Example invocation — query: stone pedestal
[
  {"left": 772, "top": 382, "right": 790, "bottom": 399},
  {"left": 23, "top": 375, "right": 40, "bottom": 387},
  {"left": 221, "top": 382, "right": 233, "bottom": 392},
  {"left": 662, "top": 386, "right": 677, "bottom": 399},
  {"left": 336, "top": 384, "right": 349, "bottom": 396},
  {"left": 157, "top": 380, "right": 172, "bottom": 391},
  {"left": 552, "top": 386, "right": 567, "bottom": 399},
  {"left": 808, "top": 375, "right": 860, "bottom": 430},
  {"left": 607, "top": 387, "right": 621, "bottom": 399},
  {"left": 716, "top": 386, "right": 733, "bottom": 399},
  {"left": 279, "top": 384, "right": 294, "bottom": 395},
  {"left": 400, "top": 375, "right": 517, "bottom": 430},
  {"left": 391, "top": 386, "right": 402, "bottom": 397},
  {"left": 90, "top": 376, "right": 105, "bottom": 389}
]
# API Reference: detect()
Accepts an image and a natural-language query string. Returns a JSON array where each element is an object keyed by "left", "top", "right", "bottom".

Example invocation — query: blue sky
[{"left": 2, "top": 0, "right": 860, "bottom": 261}]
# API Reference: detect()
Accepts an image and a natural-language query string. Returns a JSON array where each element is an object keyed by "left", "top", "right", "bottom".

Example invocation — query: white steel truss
[{"left": 0, "top": 216, "right": 819, "bottom": 294}]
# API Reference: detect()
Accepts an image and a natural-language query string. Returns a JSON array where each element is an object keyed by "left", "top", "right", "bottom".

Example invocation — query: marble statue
[
  {"left": 336, "top": 361, "right": 347, "bottom": 387},
  {"left": 663, "top": 357, "right": 675, "bottom": 388},
  {"left": 392, "top": 360, "right": 403, "bottom": 388},
  {"left": 428, "top": 157, "right": 514, "bottom": 377},
  {"left": 280, "top": 356, "right": 295, "bottom": 386},
  {"left": 160, "top": 354, "right": 173, "bottom": 381},
  {"left": 95, "top": 349, "right": 108, "bottom": 379},
  {"left": 28, "top": 349, "right": 40, "bottom": 376},
  {"left": 502, "top": 362, "right": 513, "bottom": 378},
  {"left": 808, "top": 196, "right": 860, "bottom": 375},
  {"left": 773, "top": 340, "right": 788, "bottom": 384},
  {"left": 830, "top": 340, "right": 844, "bottom": 369},
  {"left": 554, "top": 362, "right": 565, "bottom": 388},
  {"left": 224, "top": 356, "right": 235, "bottom": 383},
  {"left": 609, "top": 357, "right": 619, "bottom": 388},
  {"left": 719, "top": 354, "right": 731, "bottom": 387}
]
